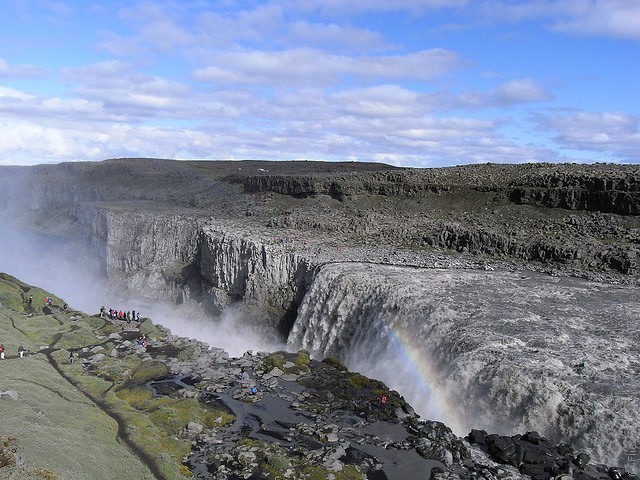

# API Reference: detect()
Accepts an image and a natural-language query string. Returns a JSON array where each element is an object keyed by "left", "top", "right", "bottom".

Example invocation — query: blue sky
[{"left": 0, "top": 0, "right": 638, "bottom": 167}]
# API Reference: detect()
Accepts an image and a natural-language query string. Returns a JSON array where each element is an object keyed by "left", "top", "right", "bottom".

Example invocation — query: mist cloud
[{"left": 0, "top": 224, "right": 283, "bottom": 358}]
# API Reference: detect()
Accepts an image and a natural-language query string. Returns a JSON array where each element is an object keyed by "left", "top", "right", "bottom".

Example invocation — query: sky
[{"left": 0, "top": 0, "right": 638, "bottom": 168}]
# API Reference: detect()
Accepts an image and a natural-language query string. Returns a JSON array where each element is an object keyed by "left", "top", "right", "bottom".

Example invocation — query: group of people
[
  {"left": 0, "top": 344, "right": 26, "bottom": 359},
  {"left": 100, "top": 306, "right": 142, "bottom": 323}
]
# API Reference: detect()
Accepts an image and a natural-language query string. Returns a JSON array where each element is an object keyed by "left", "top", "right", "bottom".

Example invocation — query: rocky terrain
[
  {"left": 0, "top": 273, "right": 637, "bottom": 480},
  {"left": 1, "top": 159, "right": 639, "bottom": 284},
  {"left": 0, "top": 158, "right": 639, "bottom": 476}
]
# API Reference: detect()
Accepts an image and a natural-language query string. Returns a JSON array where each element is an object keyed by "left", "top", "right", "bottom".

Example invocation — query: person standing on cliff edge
[{"left": 0, "top": 344, "right": 5, "bottom": 360}]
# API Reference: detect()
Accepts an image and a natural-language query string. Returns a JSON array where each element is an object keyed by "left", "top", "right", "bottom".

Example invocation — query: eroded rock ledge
[
  {"left": 0, "top": 159, "right": 638, "bottom": 288},
  {"left": 73, "top": 314, "right": 640, "bottom": 480}
]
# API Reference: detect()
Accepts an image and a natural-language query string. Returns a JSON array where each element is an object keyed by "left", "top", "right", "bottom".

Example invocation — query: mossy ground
[
  {"left": 0, "top": 273, "right": 232, "bottom": 480},
  {"left": 0, "top": 331, "right": 155, "bottom": 479},
  {"left": 233, "top": 438, "right": 366, "bottom": 480}
]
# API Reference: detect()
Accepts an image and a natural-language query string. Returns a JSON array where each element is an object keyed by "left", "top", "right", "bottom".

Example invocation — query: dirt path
[
  {"left": 0, "top": 306, "right": 159, "bottom": 480},
  {"left": 42, "top": 347, "right": 166, "bottom": 480}
]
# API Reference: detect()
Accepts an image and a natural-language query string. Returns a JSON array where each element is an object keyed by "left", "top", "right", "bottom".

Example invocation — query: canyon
[{"left": 0, "top": 158, "right": 639, "bottom": 473}]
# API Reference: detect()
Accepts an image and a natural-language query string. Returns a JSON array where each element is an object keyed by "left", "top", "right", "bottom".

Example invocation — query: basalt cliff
[
  {"left": 0, "top": 158, "right": 639, "bottom": 478},
  {"left": 1, "top": 160, "right": 638, "bottom": 311}
]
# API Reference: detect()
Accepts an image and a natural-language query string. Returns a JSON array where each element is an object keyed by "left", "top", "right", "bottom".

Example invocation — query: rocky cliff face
[
  {"left": 198, "top": 224, "right": 312, "bottom": 332},
  {"left": 100, "top": 209, "right": 201, "bottom": 297},
  {"left": 1, "top": 158, "right": 639, "bottom": 471},
  {"left": 507, "top": 168, "right": 640, "bottom": 215},
  {"left": 236, "top": 163, "right": 640, "bottom": 216}
]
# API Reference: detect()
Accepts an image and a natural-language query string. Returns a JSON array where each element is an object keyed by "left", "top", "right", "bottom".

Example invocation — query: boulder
[
  {"left": 0, "top": 390, "right": 19, "bottom": 400},
  {"left": 187, "top": 422, "right": 204, "bottom": 434}
]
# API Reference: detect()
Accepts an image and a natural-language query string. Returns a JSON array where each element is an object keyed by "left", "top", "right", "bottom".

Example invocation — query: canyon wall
[
  {"left": 237, "top": 163, "right": 640, "bottom": 215},
  {"left": 197, "top": 225, "right": 312, "bottom": 332},
  {"left": 74, "top": 209, "right": 314, "bottom": 332},
  {"left": 1, "top": 159, "right": 639, "bottom": 468},
  {"left": 2, "top": 160, "right": 640, "bottom": 281}
]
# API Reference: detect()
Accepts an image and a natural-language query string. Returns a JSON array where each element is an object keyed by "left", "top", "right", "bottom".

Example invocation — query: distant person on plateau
[
  {"left": 69, "top": 351, "right": 74, "bottom": 364},
  {"left": 0, "top": 344, "right": 4, "bottom": 359},
  {"left": 379, "top": 394, "right": 388, "bottom": 411},
  {"left": 18, "top": 346, "right": 25, "bottom": 358}
]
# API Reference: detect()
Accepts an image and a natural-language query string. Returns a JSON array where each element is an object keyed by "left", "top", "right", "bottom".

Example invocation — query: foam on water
[
  {"left": 2, "top": 226, "right": 638, "bottom": 466},
  {"left": 287, "top": 262, "right": 640, "bottom": 466}
]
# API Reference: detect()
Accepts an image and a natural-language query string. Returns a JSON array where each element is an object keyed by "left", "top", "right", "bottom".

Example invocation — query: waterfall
[
  {"left": 287, "top": 262, "right": 468, "bottom": 433},
  {"left": 287, "top": 262, "right": 640, "bottom": 466}
]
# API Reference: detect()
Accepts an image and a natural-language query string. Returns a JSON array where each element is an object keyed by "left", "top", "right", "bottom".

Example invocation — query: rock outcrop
[
  {"left": 1, "top": 158, "right": 639, "bottom": 472},
  {"left": 507, "top": 166, "right": 640, "bottom": 215},
  {"left": 4, "top": 272, "right": 635, "bottom": 480}
]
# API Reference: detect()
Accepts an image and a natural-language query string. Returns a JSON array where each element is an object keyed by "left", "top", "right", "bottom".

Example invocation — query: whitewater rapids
[{"left": 287, "top": 263, "right": 640, "bottom": 467}]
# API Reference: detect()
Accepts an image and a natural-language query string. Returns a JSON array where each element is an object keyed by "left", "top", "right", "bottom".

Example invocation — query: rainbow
[{"left": 378, "top": 322, "right": 467, "bottom": 435}]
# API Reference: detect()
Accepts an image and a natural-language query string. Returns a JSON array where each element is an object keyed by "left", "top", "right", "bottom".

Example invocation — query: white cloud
[
  {"left": 60, "top": 61, "right": 196, "bottom": 120},
  {"left": 0, "top": 85, "right": 119, "bottom": 123},
  {"left": 479, "top": 0, "right": 640, "bottom": 41},
  {"left": 0, "top": 97, "right": 559, "bottom": 168},
  {"left": 0, "top": 122, "right": 105, "bottom": 163},
  {"left": 0, "top": 58, "right": 45, "bottom": 78},
  {"left": 288, "top": 20, "right": 388, "bottom": 50},
  {"left": 551, "top": 0, "right": 640, "bottom": 40},
  {"left": 62, "top": 60, "right": 131, "bottom": 79},
  {"left": 99, "top": 2, "right": 285, "bottom": 56},
  {"left": 332, "top": 85, "right": 423, "bottom": 117},
  {"left": 117, "top": 1, "right": 194, "bottom": 51},
  {"left": 331, "top": 81, "right": 552, "bottom": 115},
  {"left": 0, "top": 120, "right": 222, "bottom": 165},
  {"left": 0, "top": 86, "right": 34, "bottom": 100},
  {"left": 285, "top": 0, "right": 469, "bottom": 15},
  {"left": 193, "top": 48, "right": 462, "bottom": 86},
  {"left": 536, "top": 110, "right": 640, "bottom": 160},
  {"left": 491, "top": 78, "right": 553, "bottom": 105}
]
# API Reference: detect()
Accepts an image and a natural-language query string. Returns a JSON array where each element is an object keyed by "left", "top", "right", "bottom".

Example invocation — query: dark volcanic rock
[
  {"left": 1, "top": 159, "right": 639, "bottom": 283},
  {"left": 1, "top": 159, "right": 639, "bottom": 477},
  {"left": 508, "top": 165, "right": 640, "bottom": 215},
  {"left": 465, "top": 428, "right": 639, "bottom": 480}
]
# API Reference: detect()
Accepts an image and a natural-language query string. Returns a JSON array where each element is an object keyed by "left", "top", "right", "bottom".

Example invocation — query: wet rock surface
[
  {"left": 466, "top": 429, "right": 639, "bottom": 480},
  {"left": 77, "top": 315, "right": 638, "bottom": 480}
]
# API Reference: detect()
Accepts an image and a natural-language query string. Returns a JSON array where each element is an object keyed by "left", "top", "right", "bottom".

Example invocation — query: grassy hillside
[
  {"left": 0, "top": 273, "right": 229, "bottom": 480},
  {"left": 0, "top": 273, "right": 155, "bottom": 479}
]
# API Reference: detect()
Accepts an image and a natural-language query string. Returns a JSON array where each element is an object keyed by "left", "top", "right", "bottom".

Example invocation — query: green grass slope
[{"left": 0, "top": 273, "right": 156, "bottom": 480}]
